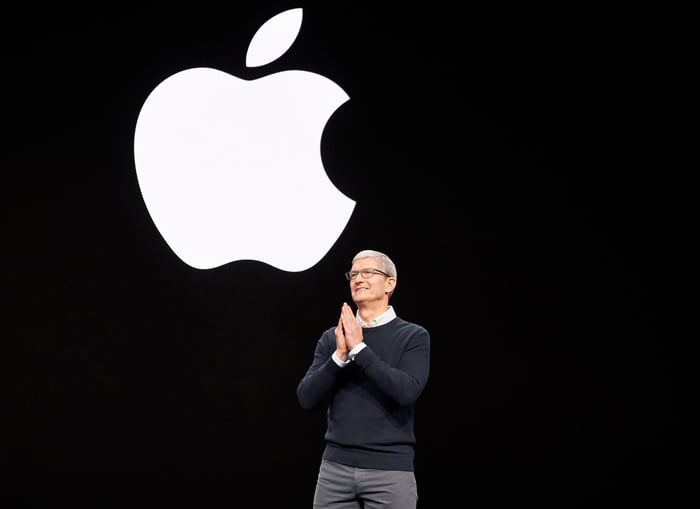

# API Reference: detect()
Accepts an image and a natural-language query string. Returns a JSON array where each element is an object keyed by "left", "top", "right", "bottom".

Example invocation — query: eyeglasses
[{"left": 345, "top": 268, "right": 391, "bottom": 281}]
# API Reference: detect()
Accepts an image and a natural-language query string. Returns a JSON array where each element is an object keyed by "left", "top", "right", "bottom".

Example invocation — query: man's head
[{"left": 345, "top": 250, "right": 397, "bottom": 305}]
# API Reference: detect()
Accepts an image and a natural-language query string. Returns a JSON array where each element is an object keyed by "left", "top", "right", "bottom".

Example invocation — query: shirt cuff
[
  {"left": 348, "top": 343, "right": 367, "bottom": 361},
  {"left": 332, "top": 351, "right": 351, "bottom": 367}
]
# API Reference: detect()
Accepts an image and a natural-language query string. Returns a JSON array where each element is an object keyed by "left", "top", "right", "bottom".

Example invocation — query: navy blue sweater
[{"left": 297, "top": 317, "right": 430, "bottom": 471}]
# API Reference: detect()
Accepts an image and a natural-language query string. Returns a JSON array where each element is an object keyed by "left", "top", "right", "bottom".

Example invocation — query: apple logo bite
[{"left": 133, "top": 8, "right": 355, "bottom": 271}]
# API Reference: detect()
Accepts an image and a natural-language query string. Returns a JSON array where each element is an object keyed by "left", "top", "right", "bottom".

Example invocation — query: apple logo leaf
[{"left": 246, "top": 8, "right": 303, "bottom": 68}]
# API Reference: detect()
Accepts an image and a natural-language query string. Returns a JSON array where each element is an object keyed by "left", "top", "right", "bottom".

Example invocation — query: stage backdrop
[{"left": 1, "top": 2, "right": 685, "bottom": 506}]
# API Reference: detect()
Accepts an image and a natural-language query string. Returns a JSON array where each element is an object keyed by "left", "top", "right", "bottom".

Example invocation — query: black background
[{"left": 1, "top": 2, "right": 687, "bottom": 506}]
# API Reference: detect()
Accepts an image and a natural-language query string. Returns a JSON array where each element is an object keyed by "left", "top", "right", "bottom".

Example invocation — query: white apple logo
[{"left": 133, "top": 8, "right": 355, "bottom": 271}]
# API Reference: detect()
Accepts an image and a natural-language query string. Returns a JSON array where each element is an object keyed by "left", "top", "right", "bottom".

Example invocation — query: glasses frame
[{"left": 345, "top": 268, "right": 392, "bottom": 281}]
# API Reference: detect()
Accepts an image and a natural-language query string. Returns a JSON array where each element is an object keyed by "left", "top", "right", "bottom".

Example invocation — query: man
[{"left": 297, "top": 249, "right": 431, "bottom": 508}]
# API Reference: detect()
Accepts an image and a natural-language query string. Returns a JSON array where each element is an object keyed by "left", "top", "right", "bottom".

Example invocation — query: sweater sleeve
[
  {"left": 353, "top": 323, "right": 430, "bottom": 406},
  {"left": 297, "top": 329, "right": 344, "bottom": 410}
]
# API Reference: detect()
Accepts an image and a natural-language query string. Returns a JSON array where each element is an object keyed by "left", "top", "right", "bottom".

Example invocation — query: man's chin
[{"left": 352, "top": 293, "right": 371, "bottom": 304}]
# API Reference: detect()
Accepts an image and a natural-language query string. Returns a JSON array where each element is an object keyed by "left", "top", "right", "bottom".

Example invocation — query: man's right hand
[{"left": 334, "top": 315, "right": 348, "bottom": 362}]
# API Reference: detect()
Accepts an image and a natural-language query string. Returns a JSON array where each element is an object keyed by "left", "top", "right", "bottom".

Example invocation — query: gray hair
[{"left": 352, "top": 250, "right": 397, "bottom": 278}]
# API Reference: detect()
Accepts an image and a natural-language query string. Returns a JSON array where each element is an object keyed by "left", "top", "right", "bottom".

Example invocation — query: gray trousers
[{"left": 313, "top": 460, "right": 418, "bottom": 508}]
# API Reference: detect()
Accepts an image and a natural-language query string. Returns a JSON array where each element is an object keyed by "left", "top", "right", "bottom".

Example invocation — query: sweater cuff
[
  {"left": 348, "top": 342, "right": 367, "bottom": 361},
  {"left": 332, "top": 351, "right": 351, "bottom": 367}
]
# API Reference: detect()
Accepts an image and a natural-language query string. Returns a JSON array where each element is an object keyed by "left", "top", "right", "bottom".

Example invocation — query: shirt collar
[{"left": 356, "top": 305, "right": 396, "bottom": 328}]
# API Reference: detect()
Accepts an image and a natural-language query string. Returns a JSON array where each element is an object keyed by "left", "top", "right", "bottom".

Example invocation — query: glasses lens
[{"left": 346, "top": 269, "right": 389, "bottom": 280}]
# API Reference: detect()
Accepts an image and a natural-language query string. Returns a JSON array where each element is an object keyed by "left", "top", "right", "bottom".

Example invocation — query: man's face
[{"left": 348, "top": 257, "right": 394, "bottom": 305}]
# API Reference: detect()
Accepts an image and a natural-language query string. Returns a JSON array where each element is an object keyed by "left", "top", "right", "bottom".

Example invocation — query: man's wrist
[
  {"left": 332, "top": 351, "right": 351, "bottom": 367},
  {"left": 348, "top": 343, "right": 367, "bottom": 361}
]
